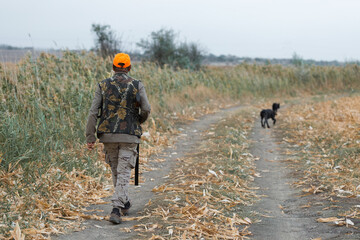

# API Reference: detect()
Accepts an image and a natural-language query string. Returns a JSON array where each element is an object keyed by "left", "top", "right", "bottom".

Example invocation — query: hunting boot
[
  {"left": 121, "top": 201, "right": 131, "bottom": 216},
  {"left": 109, "top": 208, "right": 122, "bottom": 224}
]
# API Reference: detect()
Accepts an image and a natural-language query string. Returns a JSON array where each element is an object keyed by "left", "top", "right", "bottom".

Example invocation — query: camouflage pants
[{"left": 104, "top": 143, "right": 138, "bottom": 208}]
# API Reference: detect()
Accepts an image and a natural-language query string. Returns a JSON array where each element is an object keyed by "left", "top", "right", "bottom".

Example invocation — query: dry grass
[
  {"left": 0, "top": 118, "right": 174, "bottom": 240},
  {"left": 280, "top": 95, "right": 360, "bottom": 224},
  {"left": 124, "top": 108, "right": 258, "bottom": 239}
]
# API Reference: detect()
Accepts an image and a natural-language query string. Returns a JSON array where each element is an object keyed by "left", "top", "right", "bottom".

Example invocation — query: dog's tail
[{"left": 260, "top": 110, "right": 265, "bottom": 118}]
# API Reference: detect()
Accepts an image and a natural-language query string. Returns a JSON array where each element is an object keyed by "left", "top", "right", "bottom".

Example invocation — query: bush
[
  {"left": 91, "top": 24, "right": 121, "bottom": 58},
  {"left": 137, "top": 28, "right": 204, "bottom": 70}
]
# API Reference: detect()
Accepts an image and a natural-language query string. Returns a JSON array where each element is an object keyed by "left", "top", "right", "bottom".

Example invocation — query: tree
[
  {"left": 175, "top": 42, "right": 203, "bottom": 70},
  {"left": 91, "top": 24, "right": 121, "bottom": 58},
  {"left": 137, "top": 28, "right": 204, "bottom": 70},
  {"left": 291, "top": 52, "right": 304, "bottom": 67},
  {"left": 137, "top": 29, "right": 177, "bottom": 67}
]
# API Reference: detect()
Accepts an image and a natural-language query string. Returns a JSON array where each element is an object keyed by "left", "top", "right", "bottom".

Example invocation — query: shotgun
[{"left": 135, "top": 144, "right": 139, "bottom": 185}]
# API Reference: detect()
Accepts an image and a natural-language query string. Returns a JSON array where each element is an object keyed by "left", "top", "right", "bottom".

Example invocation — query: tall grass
[
  {"left": 0, "top": 51, "right": 359, "bottom": 236},
  {"left": 1, "top": 51, "right": 359, "bottom": 174}
]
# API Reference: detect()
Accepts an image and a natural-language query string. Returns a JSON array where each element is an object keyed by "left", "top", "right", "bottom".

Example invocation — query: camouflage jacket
[{"left": 97, "top": 73, "right": 142, "bottom": 138}]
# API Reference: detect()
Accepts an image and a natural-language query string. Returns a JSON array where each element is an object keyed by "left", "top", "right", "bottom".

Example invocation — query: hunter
[{"left": 86, "top": 53, "right": 151, "bottom": 224}]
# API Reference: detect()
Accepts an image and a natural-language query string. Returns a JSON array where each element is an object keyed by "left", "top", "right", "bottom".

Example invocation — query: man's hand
[{"left": 87, "top": 142, "right": 95, "bottom": 150}]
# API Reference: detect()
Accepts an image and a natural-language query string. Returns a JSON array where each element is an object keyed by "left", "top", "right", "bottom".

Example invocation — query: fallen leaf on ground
[
  {"left": 10, "top": 222, "right": 25, "bottom": 240},
  {"left": 317, "top": 217, "right": 344, "bottom": 223}
]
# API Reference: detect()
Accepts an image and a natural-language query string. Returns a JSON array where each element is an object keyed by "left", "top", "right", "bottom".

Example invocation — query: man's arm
[
  {"left": 86, "top": 84, "right": 102, "bottom": 148},
  {"left": 138, "top": 82, "right": 151, "bottom": 124}
]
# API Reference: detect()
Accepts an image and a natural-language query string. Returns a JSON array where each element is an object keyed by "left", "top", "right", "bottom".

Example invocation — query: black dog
[{"left": 260, "top": 103, "right": 280, "bottom": 128}]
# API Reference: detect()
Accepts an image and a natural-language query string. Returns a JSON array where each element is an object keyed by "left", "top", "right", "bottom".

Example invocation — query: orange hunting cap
[{"left": 113, "top": 53, "right": 131, "bottom": 68}]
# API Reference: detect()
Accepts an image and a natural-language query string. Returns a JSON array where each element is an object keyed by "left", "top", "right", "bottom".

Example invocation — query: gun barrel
[{"left": 135, "top": 144, "right": 139, "bottom": 185}]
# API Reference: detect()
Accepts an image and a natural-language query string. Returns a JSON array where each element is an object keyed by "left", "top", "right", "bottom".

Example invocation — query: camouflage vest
[{"left": 97, "top": 73, "right": 142, "bottom": 138}]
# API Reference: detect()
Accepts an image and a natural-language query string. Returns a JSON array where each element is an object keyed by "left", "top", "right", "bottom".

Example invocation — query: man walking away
[{"left": 86, "top": 53, "right": 151, "bottom": 224}]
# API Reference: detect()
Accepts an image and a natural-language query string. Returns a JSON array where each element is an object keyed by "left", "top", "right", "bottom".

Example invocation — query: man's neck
[{"left": 114, "top": 70, "right": 129, "bottom": 74}]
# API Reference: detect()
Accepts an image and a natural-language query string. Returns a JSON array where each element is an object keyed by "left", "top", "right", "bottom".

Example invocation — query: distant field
[
  {"left": 2, "top": 49, "right": 358, "bottom": 66},
  {"left": 0, "top": 49, "right": 62, "bottom": 62}
]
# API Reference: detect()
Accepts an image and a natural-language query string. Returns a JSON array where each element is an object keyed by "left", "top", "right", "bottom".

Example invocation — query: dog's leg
[
  {"left": 261, "top": 117, "right": 265, "bottom": 128},
  {"left": 260, "top": 111, "right": 265, "bottom": 128},
  {"left": 265, "top": 118, "right": 270, "bottom": 128},
  {"left": 273, "top": 117, "right": 276, "bottom": 125}
]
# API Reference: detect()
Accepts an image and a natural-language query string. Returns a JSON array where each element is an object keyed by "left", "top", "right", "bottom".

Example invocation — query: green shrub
[{"left": 137, "top": 28, "right": 204, "bottom": 70}]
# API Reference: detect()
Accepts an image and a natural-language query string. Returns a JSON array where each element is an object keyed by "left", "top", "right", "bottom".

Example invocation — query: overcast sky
[{"left": 1, "top": 0, "right": 359, "bottom": 61}]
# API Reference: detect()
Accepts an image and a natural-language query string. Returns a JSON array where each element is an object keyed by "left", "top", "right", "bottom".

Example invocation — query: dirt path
[
  {"left": 248, "top": 116, "right": 357, "bottom": 239},
  {"left": 249, "top": 120, "right": 315, "bottom": 239},
  {"left": 54, "top": 105, "right": 244, "bottom": 240}
]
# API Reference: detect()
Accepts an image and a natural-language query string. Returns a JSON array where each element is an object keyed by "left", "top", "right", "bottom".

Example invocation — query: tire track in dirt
[
  {"left": 249, "top": 120, "right": 314, "bottom": 239},
  {"left": 248, "top": 115, "right": 349, "bottom": 239},
  {"left": 54, "top": 105, "right": 245, "bottom": 240}
]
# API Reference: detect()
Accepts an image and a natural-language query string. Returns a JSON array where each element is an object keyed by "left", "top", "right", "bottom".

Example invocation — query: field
[{"left": 0, "top": 51, "right": 359, "bottom": 239}]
